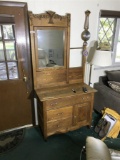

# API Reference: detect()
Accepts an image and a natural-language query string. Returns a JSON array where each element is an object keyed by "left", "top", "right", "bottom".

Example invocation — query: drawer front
[
  {"left": 46, "top": 94, "right": 91, "bottom": 110},
  {"left": 47, "top": 118, "right": 72, "bottom": 135},
  {"left": 47, "top": 106, "right": 72, "bottom": 122}
]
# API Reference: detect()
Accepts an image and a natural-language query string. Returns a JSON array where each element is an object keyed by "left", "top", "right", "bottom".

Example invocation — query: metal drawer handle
[
  {"left": 57, "top": 112, "right": 63, "bottom": 116},
  {"left": 50, "top": 102, "right": 58, "bottom": 105}
]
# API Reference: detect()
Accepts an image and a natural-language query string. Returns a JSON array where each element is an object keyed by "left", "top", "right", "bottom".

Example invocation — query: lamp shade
[{"left": 91, "top": 50, "right": 112, "bottom": 66}]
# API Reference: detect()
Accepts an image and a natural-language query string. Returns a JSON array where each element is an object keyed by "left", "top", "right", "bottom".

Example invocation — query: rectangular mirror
[
  {"left": 29, "top": 11, "right": 70, "bottom": 88},
  {"left": 34, "top": 27, "right": 66, "bottom": 68}
]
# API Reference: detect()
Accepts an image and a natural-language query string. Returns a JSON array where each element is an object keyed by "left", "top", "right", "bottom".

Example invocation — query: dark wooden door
[{"left": 0, "top": 2, "right": 33, "bottom": 131}]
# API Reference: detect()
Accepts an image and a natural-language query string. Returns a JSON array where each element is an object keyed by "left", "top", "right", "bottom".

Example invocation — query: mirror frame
[{"left": 29, "top": 11, "right": 70, "bottom": 89}]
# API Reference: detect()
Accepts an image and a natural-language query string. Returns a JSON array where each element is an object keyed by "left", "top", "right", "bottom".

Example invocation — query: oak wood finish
[
  {"left": 29, "top": 11, "right": 96, "bottom": 139},
  {"left": 29, "top": 11, "right": 71, "bottom": 89},
  {"left": 36, "top": 83, "right": 96, "bottom": 139}
]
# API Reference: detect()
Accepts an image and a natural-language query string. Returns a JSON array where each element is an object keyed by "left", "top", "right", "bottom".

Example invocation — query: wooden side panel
[
  {"left": 36, "top": 69, "right": 67, "bottom": 88},
  {"left": 68, "top": 67, "right": 84, "bottom": 84}
]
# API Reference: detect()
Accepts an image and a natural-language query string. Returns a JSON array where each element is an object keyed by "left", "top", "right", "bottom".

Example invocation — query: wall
[{"left": 5, "top": 0, "right": 120, "bottom": 85}]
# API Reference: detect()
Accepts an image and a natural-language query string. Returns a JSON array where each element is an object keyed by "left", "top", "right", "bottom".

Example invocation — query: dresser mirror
[
  {"left": 29, "top": 10, "right": 91, "bottom": 89},
  {"left": 29, "top": 11, "right": 71, "bottom": 88},
  {"left": 34, "top": 27, "right": 66, "bottom": 68}
]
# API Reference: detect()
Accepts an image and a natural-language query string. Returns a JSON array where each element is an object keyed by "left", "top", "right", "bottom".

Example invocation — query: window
[
  {"left": 98, "top": 10, "right": 120, "bottom": 65},
  {"left": 0, "top": 23, "right": 19, "bottom": 80}
]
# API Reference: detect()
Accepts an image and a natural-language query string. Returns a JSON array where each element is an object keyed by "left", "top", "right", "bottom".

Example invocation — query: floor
[{"left": 0, "top": 111, "right": 120, "bottom": 160}]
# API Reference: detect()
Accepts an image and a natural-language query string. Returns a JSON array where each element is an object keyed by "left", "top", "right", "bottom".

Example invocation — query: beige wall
[{"left": 4, "top": 0, "right": 120, "bottom": 85}]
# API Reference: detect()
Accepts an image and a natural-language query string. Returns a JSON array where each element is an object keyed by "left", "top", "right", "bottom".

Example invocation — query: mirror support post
[{"left": 81, "top": 10, "right": 91, "bottom": 82}]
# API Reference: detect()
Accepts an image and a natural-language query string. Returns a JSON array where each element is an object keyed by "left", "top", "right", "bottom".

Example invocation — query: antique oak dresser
[{"left": 29, "top": 11, "right": 96, "bottom": 139}]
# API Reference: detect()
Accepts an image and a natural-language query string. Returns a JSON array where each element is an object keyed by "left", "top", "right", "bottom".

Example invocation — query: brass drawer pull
[
  {"left": 57, "top": 112, "right": 63, "bottom": 116},
  {"left": 50, "top": 102, "right": 58, "bottom": 106}
]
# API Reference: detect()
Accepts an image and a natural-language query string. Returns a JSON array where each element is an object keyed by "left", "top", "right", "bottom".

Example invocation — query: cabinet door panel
[
  {"left": 73, "top": 102, "right": 90, "bottom": 125},
  {"left": 78, "top": 103, "right": 88, "bottom": 121}
]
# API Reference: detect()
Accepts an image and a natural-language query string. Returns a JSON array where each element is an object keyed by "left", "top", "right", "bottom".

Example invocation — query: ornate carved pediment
[{"left": 28, "top": 11, "right": 70, "bottom": 26}]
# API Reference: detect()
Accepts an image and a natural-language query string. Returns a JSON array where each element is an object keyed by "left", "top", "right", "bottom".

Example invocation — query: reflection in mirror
[{"left": 36, "top": 28, "right": 64, "bottom": 68}]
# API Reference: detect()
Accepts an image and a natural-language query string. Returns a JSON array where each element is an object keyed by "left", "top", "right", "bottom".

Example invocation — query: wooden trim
[
  {"left": 0, "top": 1, "right": 27, "bottom": 7},
  {"left": 70, "top": 47, "right": 83, "bottom": 49},
  {"left": 100, "top": 10, "right": 120, "bottom": 18}
]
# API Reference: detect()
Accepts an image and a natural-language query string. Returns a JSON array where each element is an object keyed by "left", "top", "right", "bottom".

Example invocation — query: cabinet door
[{"left": 73, "top": 102, "right": 90, "bottom": 126}]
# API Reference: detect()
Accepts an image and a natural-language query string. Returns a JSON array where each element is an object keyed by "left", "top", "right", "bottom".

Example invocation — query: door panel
[
  {"left": 73, "top": 103, "right": 90, "bottom": 125},
  {"left": 0, "top": 2, "right": 33, "bottom": 131}
]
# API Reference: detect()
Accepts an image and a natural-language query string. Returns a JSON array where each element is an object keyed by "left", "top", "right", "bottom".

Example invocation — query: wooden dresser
[
  {"left": 36, "top": 83, "right": 96, "bottom": 139},
  {"left": 29, "top": 11, "right": 96, "bottom": 139}
]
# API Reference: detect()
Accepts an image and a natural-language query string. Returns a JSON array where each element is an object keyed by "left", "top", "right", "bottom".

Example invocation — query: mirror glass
[{"left": 35, "top": 28, "right": 65, "bottom": 68}]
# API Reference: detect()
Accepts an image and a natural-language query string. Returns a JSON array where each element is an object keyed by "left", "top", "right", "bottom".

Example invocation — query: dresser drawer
[
  {"left": 47, "top": 106, "right": 72, "bottom": 122},
  {"left": 47, "top": 117, "right": 72, "bottom": 135},
  {"left": 46, "top": 94, "right": 92, "bottom": 110}
]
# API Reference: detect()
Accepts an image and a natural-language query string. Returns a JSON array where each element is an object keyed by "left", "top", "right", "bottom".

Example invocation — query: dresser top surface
[{"left": 35, "top": 83, "right": 97, "bottom": 101}]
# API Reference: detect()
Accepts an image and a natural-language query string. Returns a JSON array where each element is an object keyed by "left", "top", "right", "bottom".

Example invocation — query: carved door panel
[
  {"left": 0, "top": 2, "right": 33, "bottom": 131},
  {"left": 73, "top": 103, "right": 90, "bottom": 126}
]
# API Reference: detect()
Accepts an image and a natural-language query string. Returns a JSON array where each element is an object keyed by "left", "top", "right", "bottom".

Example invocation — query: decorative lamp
[
  {"left": 91, "top": 50, "right": 112, "bottom": 67},
  {"left": 89, "top": 50, "right": 112, "bottom": 85}
]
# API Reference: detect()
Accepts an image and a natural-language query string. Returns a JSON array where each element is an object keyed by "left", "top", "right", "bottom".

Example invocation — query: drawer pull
[
  {"left": 50, "top": 102, "right": 58, "bottom": 106},
  {"left": 57, "top": 125, "right": 60, "bottom": 128},
  {"left": 57, "top": 112, "right": 63, "bottom": 116}
]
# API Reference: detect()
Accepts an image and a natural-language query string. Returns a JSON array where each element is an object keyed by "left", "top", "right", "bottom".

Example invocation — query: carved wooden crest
[{"left": 28, "top": 11, "right": 70, "bottom": 26}]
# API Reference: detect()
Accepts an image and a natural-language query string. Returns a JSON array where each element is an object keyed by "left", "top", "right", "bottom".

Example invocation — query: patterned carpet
[{"left": 0, "top": 129, "right": 25, "bottom": 154}]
